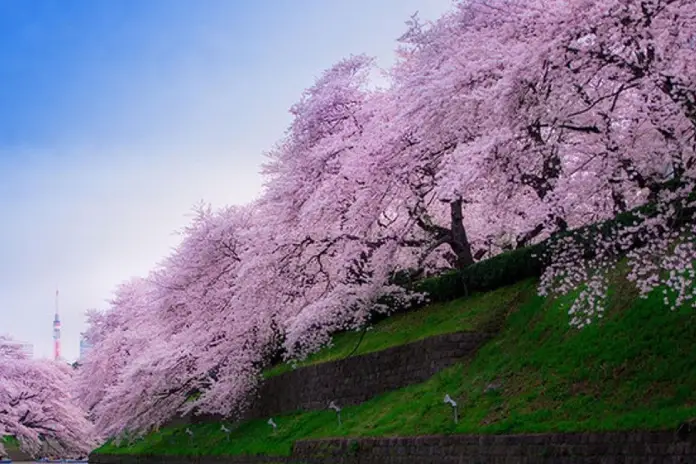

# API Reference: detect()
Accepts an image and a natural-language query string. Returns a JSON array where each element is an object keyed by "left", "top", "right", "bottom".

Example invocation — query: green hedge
[{"left": 413, "top": 243, "right": 546, "bottom": 303}]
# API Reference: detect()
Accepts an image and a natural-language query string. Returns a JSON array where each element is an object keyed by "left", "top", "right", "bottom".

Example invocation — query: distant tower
[{"left": 53, "top": 289, "right": 61, "bottom": 361}]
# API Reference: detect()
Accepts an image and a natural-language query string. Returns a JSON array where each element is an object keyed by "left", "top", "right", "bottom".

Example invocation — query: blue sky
[{"left": 0, "top": 0, "right": 453, "bottom": 362}]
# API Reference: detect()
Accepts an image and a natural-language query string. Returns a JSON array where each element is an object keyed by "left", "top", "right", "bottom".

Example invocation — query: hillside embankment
[{"left": 91, "top": 266, "right": 696, "bottom": 462}]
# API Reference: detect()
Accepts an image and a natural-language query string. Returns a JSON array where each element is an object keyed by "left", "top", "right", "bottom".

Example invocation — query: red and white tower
[{"left": 53, "top": 289, "right": 61, "bottom": 361}]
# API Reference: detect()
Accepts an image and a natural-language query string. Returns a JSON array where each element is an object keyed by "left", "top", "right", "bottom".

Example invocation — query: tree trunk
[{"left": 449, "top": 199, "right": 475, "bottom": 269}]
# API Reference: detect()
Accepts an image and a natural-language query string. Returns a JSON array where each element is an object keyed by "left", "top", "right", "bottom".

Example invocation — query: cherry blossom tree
[
  {"left": 0, "top": 336, "right": 95, "bottom": 458},
  {"left": 372, "top": 3, "right": 556, "bottom": 260},
  {"left": 77, "top": 205, "right": 277, "bottom": 437},
  {"left": 122, "top": 204, "right": 264, "bottom": 430},
  {"left": 257, "top": 56, "right": 422, "bottom": 359},
  {"left": 74, "top": 277, "right": 161, "bottom": 438},
  {"left": 337, "top": 1, "right": 575, "bottom": 275}
]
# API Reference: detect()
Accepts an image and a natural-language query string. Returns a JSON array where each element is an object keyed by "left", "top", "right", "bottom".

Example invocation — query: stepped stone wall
[
  {"left": 90, "top": 430, "right": 696, "bottom": 463},
  {"left": 292, "top": 431, "right": 696, "bottom": 463},
  {"left": 240, "top": 331, "right": 491, "bottom": 420}
]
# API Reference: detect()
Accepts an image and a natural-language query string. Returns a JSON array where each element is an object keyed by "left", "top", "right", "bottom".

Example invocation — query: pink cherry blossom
[{"left": 0, "top": 337, "right": 95, "bottom": 458}]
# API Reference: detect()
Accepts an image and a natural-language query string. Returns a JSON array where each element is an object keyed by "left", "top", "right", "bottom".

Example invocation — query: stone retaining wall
[
  {"left": 292, "top": 430, "right": 696, "bottom": 463},
  {"left": 241, "top": 331, "right": 491, "bottom": 420},
  {"left": 90, "top": 430, "right": 696, "bottom": 463}
]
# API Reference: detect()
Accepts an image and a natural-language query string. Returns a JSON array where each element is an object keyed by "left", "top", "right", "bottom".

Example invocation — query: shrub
[{"left": 413, "top": 243, "right": 546, "bottom": 303}]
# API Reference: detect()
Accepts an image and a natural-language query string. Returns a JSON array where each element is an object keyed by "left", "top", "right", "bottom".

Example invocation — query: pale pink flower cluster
[
  {"left": 542, "top": 187, "right": 696, "bottom": 325},
  {"left": 0, "top": 337, "right": 96, "bottom": 457}
]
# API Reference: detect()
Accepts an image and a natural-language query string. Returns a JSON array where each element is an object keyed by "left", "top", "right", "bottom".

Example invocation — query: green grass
[
  {"left": 263, "top": 280, "right": 534, "bottom": 378},
  {"left": 95, "top": 269, "right": 696, "bottom": 457},
  {"left": 1, "top": 436, "right": 19, "bottom": 446}
]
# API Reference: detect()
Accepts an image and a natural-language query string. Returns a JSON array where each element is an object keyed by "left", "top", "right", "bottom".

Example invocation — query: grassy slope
[
  {"left": 264, "top": 280, "right": 532, "bottom": 378},
  {"left": 96, "top": 270, "right": 696, "bottom": 457}
]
